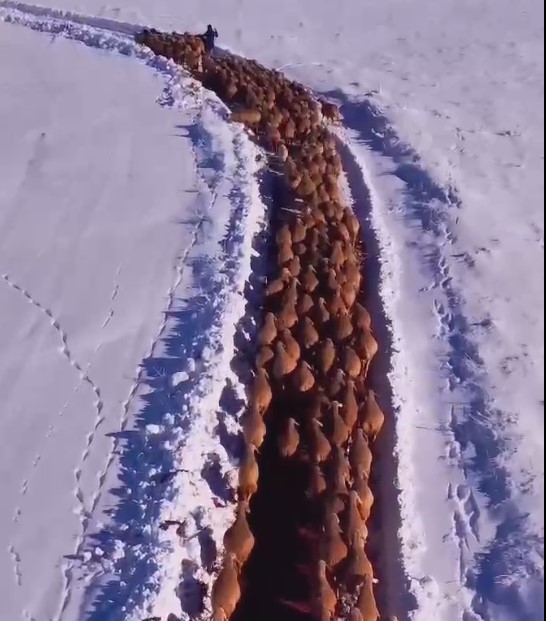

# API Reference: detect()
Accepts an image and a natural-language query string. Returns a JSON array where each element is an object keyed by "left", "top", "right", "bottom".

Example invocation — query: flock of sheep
[{"left": 136, "top": 28, "right": 388, "bottom": 621}]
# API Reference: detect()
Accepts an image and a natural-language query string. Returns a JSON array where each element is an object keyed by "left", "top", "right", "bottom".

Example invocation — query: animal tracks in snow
[{"left": 2, "top": 268, "right": 124, "bottom": 599}]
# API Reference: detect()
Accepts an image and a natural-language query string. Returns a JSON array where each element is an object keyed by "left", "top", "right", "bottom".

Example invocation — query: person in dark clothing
[{"left": 202, "top": 24, "right": 218, "bottom": 53}]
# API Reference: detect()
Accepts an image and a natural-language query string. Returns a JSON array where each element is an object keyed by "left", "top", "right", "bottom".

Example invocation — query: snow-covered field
[{"left": 0, "top": 0, "right": 543, "bottom": 620}]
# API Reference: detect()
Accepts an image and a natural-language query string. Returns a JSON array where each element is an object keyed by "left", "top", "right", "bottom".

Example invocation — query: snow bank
[{"left": 0, "top": 16, "right": 266, "bottom": 621}]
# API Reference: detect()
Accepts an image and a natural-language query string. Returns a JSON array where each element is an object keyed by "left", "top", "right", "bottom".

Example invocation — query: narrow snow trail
[{"left": 0, "top": 13, "right": 266, "bottom": 621}]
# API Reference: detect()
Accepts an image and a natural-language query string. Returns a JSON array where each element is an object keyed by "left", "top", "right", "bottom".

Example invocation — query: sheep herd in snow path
[{"left": 136, "top": 28, "right": 388, "bottom": 621}]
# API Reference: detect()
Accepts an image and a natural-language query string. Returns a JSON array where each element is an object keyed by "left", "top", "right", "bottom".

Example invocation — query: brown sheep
[
  {"left": 255, "top": 345, "right": 274, "bottom": 369},
  {"left": 276, "top": 299, "right": 298, "bottom": 330},
  {"left": 349, "top": 428, "right": 373, "bottom": 480},
  {"left": 331, "top": 309, "right": 354, "bottom": 341},
  {"left": 320, "top": 513, "right": 348, "bottom": 568},
  {"left": 295, "top": 172, "right": 316, "bottom": 198},
  {"left": 326, "top": 367, "right": 345, "bottom": 400},
  {"left": 353, "top": 327, "right": 378, "bottom": 376},
  {"left": 278, "top": 417, "right": 300, "bottom": 458},
  {"left": 211, "top": 552, "right": 241, "bottom": 621},
  {"left": 313, "top": 297, "right": 331, "bottom": 325},
  {"left": 309, "top": 419, "right": 332, "bottom": 463},
  {"left": 299, "top": 316, "right": 320, "bottom": 349},
  {"left": 242, "top": 405, "right": 267, "bottom": 449},
  {"left": 291, "top": 219, "right": 307, "bottom": 243},
  {"left": 340, "top": 281, "right": 358, "bottom": 308},
  {"left": 342, "top": 345, "right": 362, "bottom": 379},
  {"left": 276, "top": 223, "right": 292, "bottom": 247},
  {"left": 265, "top": 267, "right": 291, "bottom": 297},
  {"left": 238, "top": 443, "right": 259, "bottom": 502},
  {"left": 231, "top": 108, "right": 261, "bottom": 125},
  {"left": 343, "top": 210, "right": 360, "bottom": 240},
  {"left": 272, "top": 341, "right": 298, "bottom": 379},
  {"left": 300, "top": 265, "right": 319, "bottom": 293},
  {"left": 343, "top": 260, "right": 362, "bottom": 291},
  {"left": 279, "top": 328, "right": 301, "bottom": 362},
  {"left": 281, "top": 276, "right": 299, "bottom": 307},
  {"left": 314, "top": 560, "right": 338, "bottom": 621},
  {"left": 353, "top": 302, "right": 372, "bottom": 331},
  {"left": 307, "top": 463, "right": 327, "bottom": 497},
  {"left": 340, "top": 378, "right": 359, "bottom": 430},
  {"left": 329, "top": 401, "right": 351, "bottom": 447},
  {"left": 353, "top": 475, "right": 374, "bottom": 521},
  {"left": 277, "top": 240, "right": 294, "bottom": 266},
  {"left": 330, "top": 240, "right": 346, "bottom": 269},
  {"left": 257, "top": 311, "right": 277, "bottom": 346},
  {"left": 320, "top": 100, "right": 342, "bottom": 123},
  {"left": 292, "top": 360, "right": 315, "bottom": 392},
  {"left": 343, "top": 490, "right": 368, "bottom": 546},
  {"left": 250, "top": 367, "right": 272, "bottom": 414},
  {"left": 355, "top": 574, "right": 380, "bottom": 621},
  {"left": 223, "top": 500, "right": 255, "bottom": 565},
  {"left": 316, "top": 338, "right": 336, "bottom": 375},
  {"left": 296, "top": 292, "right": 314, "bottom": 315},
  {"left": 344, "top": 538, "right": 374, "bottom": 591},
  {"left": 286, "top": 254, "right": 301, "bottom": 277},
  {"left": 360, "top": 390, "right": 385, "bottom": 441},
  {"left": 330, "top": 444, "right": 351, "bottom": 482}
]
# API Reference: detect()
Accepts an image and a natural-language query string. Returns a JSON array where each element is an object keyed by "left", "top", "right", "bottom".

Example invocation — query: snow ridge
[{"left": 77, "top": 87, "right": 267, "bottom": 621}]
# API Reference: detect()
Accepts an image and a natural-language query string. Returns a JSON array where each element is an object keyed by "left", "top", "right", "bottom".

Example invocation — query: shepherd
[{"left": 202, "top": 24, "right": 218, "bottom": 53}]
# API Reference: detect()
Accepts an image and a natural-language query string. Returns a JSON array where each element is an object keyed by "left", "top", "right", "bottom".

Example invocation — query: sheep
[
  {"left": 314, "top": 559, "right": 337, "bottom": 620},
  {"left": 231, "top": 108, "right": 261, "bottom": 125},
  {"left": 292, "top": 360, "right": 315, "bottom": 392},
  {"left": 349, "top": 428, "right": 373, "bottom": 480},
  {"left": 342, "top": 345, "right": 363, "bottom": 379},
  {"left": 299, "top": 316, "right": 320, "bottom": 349},
  {"left": 249, "top": 367, "right": 272, "bottom": 414},
  {"left": 238, "top": 443, "right": 259, "bottom": 502},
  {"left": 340, "top": 378, "right": 359, "bottom": 430},
  {"left": 353, "top": 327, "right": 378, "bottom": 376},
  {"left": 257, "top": 311, "right": 277, "bottom": 346},
  {"left": 255, "top": 345, "right": 274, "bottom": 369},
  {"left": 307, "top": 463, "right": 327, "bottom": 497},
  {"left": 343, "top": 538, "right": 374, "bottom": 592},
  {"left": 354, "top": 574, "right": 380, "bottom": 621},
  {"left": 343, "top": 490, "right": 369, "bottom": 546},
  {"left": 316, "top": 338, "right": 336, "bottom": 375},
  {"left": 353, "top": 302, "right": 372, "bottom": 331},
  {"left": 265, "top": 267, "right": 291, "bottom": 297},
  {"left": 320, "top": 513, "right": 348, "bottom": 568},
  {"left": 223, "top": 500, "right": 255, "bottom": 566},
  {"left": 309, "top": 419, "right": 332, "bottom": 463},
  {"left": 278, "top": 417, "right": 300, "bottom": 458},
  {"left": 329, "top": 401, "right": 351, "bottom": 447},
  {"left": 279, "top": 328, "right": 301, "bottom": 362},
  {"left": 242, "top": 405, "right": 267, "bottom": 449},
  {"left": 272, "top": 341, "right": 298, "bottom": 379},
  {"left": 360, "top": 390, "right": 385, "bottom": 442},
  {"left": 353, "top": 474, "right": 374, "bottom": 521},
  {"left": 211, "top": 552, "right": 241, "bottom": 621}
]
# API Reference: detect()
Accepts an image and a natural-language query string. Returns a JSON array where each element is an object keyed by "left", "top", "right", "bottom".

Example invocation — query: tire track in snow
[{"left": 1, "top": 273, "right": 104, "bottom": 594}]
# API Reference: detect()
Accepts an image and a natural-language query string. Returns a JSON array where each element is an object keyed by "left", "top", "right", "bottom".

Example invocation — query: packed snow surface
[{"left": 0, "top": 0, "right": 543, "bottom": 620}]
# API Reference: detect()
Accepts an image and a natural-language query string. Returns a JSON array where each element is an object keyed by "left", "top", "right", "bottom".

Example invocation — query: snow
[{"left": 0, "top": 0, "right": 543, "bottom": 620}]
